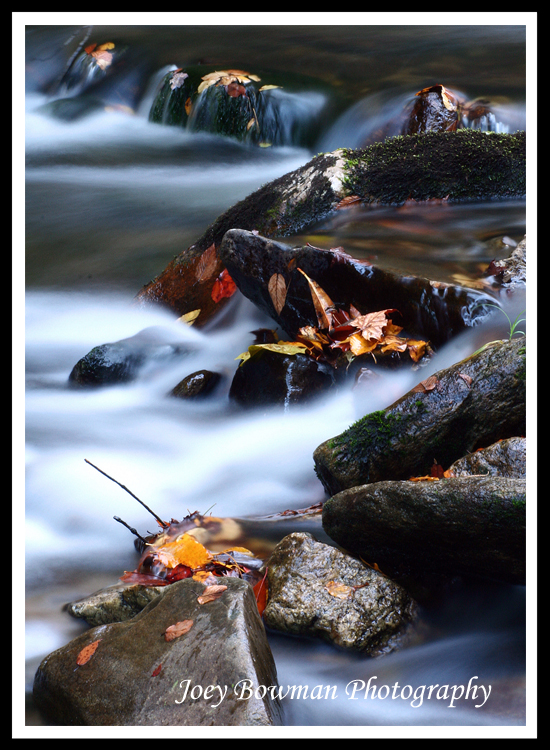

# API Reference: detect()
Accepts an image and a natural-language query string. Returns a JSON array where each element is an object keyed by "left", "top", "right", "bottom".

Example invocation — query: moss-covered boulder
[{"left": 313, "top": 337, "right": 526, "bottom": 496}]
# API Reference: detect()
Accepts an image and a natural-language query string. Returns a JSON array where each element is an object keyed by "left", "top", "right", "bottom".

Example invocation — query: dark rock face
[
  {"left": 322, "top": 477, "right": 526, "bottom": 585},
  {"left": 68, "top": 326, "right": 191, "bottom": 387},
  {"left": 263, "top": 533, "right": 419, "bottom": 656},
  {"left": 229, "top": 350, "right": 341, "bottom": 408},
  {"left": 33, "top": 578, "right": 283, "bottom": 726},
  {"left": 219, "top": 229, "right": 496, "bottom": 348},
  {"left": 313, "top": 337, "right": 526, "bottom": 496}
]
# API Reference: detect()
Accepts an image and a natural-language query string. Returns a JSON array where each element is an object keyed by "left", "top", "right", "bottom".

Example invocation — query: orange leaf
[
  {"left": 77, "top": 639, "right": 101, "bottom": 665},
  {"left": 268, "top": 273, "right": 287, "bottom": 315},
  {"left": 325, "top": 581, "right": 353, "bottom": 599},
  {"left": 197, "top": 584, "right": 227, "bottom": 604},
  {"left": 164, "top": 619, "right": 193, "bottom": 641},
  {"left": 155, "top": 533, "right": 212, "bottom": 570},
  {"left": 412, "top": 374, "right": 439, "bottom": 392},
  {"left": 253, "top": 569, "right": 269, "bottom": 616},
  {"left": 211, "top": 269, "right": 237, "bottom": 303}
]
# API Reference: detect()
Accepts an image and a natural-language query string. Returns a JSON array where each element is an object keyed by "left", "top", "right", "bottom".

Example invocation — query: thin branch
[
  {"left": 85, "top": 458, "right": 169, "bottom": 528},
  {"left": 113, "top": 516, "right": 148, "bottom": 544}
]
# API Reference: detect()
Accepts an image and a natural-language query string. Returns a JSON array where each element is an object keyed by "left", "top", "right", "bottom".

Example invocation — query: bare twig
[
  {"left": 85, "top": 458, "right": 169, "bottom": 528},
  {"left": 113, "top": 516, "right": 148, "bottom": 544}
]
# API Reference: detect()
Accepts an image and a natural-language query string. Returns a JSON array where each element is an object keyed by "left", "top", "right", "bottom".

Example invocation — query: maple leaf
[
  {"left": 164, "top": 619, "right": 193, "bottom": 641},
  {"left": 268, "top": 273, "right": 287, "bottom": 314},
  {"left": 197, "top": 584, "right": 227, "bottom": 604},
  {"left": 77, "top": 639, "right": 101, "bottom": 665},
  {"left": 349, "top": 309, "right": 396, "bottom": 342}
]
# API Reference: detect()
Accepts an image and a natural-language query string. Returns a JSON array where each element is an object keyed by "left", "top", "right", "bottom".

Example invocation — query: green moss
[{"left": 331, "top": 409, "right": 406, "bottom": 460}]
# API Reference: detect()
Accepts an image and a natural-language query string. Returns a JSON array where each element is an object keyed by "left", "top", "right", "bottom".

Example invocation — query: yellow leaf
[
  {"left": 177, "top": 309, "right": 200, "bottom": 326},
  {"left": 259, "top": 84, "right": 281, "bottom": 91},
  {"left": 236, "top": 342, "right": 307, "bottom": 365}
]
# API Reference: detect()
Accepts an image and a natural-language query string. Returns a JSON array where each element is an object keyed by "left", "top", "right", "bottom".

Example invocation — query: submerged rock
[
  {"left": 34, "top": 577, "right": 282, "bottom": 726},
  {"left": 219, "top": 229, "right": 496, "bottom": 349},
  {"left": 68, "top": 326, "right": 191, "bottom": 387},
  {"left": 263, "top": 532, "right": 418, "bottom": 656},
  {"left": 313, "top": 336, "right": 526, "bottom": 496},
  {"left": 66, "top": 582, "right": 167, "bottom": 627},
  {"left": 322, "top": 476, "right": 526, "bottom": 585},
  {"left": 170, "top": 369, "right": 222, "bottom": 400}
]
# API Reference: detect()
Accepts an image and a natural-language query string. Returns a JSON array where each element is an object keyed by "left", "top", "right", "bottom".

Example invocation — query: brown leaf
[
  {"left": 195, "top": 243, "right": 218, "bottom": 282},
  {"left": 152, "top": 664, "right": 162, "bottom": 677},
  {"left": 412, "top": 374, "right": 439, "bottom": 392},
  {"left": 297, "top": 268, "right": 336, "bottom": 330},
  {"left": 164, "top": 619, "right": 193, "bottom": 641},
  {"left": 335, "top": 195, "right": 362, "bottom": 209},
  {"left": 268, "top": 273, "right": 287, "bottom": 314},
  {"left": 458, "top": 373, "right": 473, "bottom": 387},
  {"left": 76, "top": 639, "right": 101, "bottom": 665},
  {"left": 197, "top": 584, "right": 227, "bottom": 604},
  {"left": 350, "top": 309, "right": 394, "bottom": 342}
]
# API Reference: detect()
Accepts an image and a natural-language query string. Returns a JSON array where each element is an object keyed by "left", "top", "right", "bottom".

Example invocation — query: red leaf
[
  {"left": 211, "top": 269, "right": 237, "bottom": 303},
  {"left": 152, "top": 664, "right": 162, "bottom": 677},
  {"left": 253, "top": 568, "right": 269, "bottom": 617},
  {"left": 165, "top": 564, "right": 193, "bottom": 583}
]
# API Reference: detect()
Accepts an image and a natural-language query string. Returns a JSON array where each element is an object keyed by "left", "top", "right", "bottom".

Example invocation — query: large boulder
[
  {"left": 322, "top": 476, "right": 526, "bottom": 585},
  {"left": 33, "top": 577, "right": 283, "bottom": 726},
  {"left": 263, "top": 532, "right": 419, "bottom": 655},
  {"left": 313, "top": 337, "right": 526, "bottom": 496}
]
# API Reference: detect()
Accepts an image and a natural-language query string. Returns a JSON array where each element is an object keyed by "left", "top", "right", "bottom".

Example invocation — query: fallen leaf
[
  {"left": 176, "top": 309, "right": 200, "bottom": 326},
  {"left": 236, "top": 341, "right": 308, "bottom": 366},
  {"left": 335, "top": 195, "right": 362, "bottom": 209},
  {"left": 197, "top": 584, "right": 227, "bottom": 604},
  {"left": 268, "top": 273, "right": 287, "bottom": 314},
  {"left": 226, "top": 81, "right": 246, "bottom": 97},
  {"left": 185, "top": 97, "right": 193, "bottom": 116},
  {"left": 325, "top": 581, "right": 353, "bottom": 600},
  {"left": 170, "top": 71, "right": 188, "bottom": 90},
  {"left": 164, "top": 619, "right": 194, "bottom": 641},
  {"left": 77, "top": 639, "right": 101, "bottom": 665},
  {"left": 155, "top": 533, "right": 212, "bottom": 570},
  {"left": 152, "top": 664, "right": 162, "bottom": 677},
  {"left": 259, "top": 84, "right": 281, "bottom": 91},
  {"left": 195, "top": 243, "right": 218, "bottom": 282},
  {"left": 298, "top": 268, "right": 336, "bottom": 329},
  {"left": 412, "top": 374, "right": 439, "bottom": 392},
  {"left": 458, "top": 373, "right": 473, "bottom": 387},
  {"left": 253, "top": 569, "right": 269, "bottom": 616},
  {"left": 211, "top": 269, "right": 237, "bottom": 303}
]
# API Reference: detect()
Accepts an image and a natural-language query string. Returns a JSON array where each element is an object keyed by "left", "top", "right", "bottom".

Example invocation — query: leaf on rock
[
  {"left": 211, "top": 269, "right": 237, "bottom": 303},
  {"left": 412, "top": 374, "right": 439, "bottom": 392},
  {"left": 177, "top": 309, "right": 201, "bottom": 326},
  {"left": 458, "top": 372, "right": 473, "bottom": 387},
  {"left": 195, "top": 243, "right": 218, "bottom": 282},
  {"left": 325, "top": 581, "right": 353, "bottom": 600},
  {"left": 77, "top": 639, "right": 101, "bottom": 665},
  {"left": 259, "top": 84, "right": 281, "bottom": 91},
  {"left": 297, "top": 268, "right": 336, "bottom": 330},
  {"left": 164, "top": 619, "right": 193, "bottom": 641},
  {"left": 170, "top": 71, "right": 189, "bottom": 90},
  {"left": 253, "top": 569, "right": 269, "bottom": 617},
  {"left": 197, "top": 584, "right": 227, "bottom": 604},
  {"left": 152, "top": 664, "right": 162, "bottom": 677},
  {"left": 155, "top": 533, "right": 212, "bottom": 570},
  {"left": 236, "top": 341, "right": 308, "bottom": 366},
  {"left": 268, "top": 273, "right": 287, "bottom": 314}
]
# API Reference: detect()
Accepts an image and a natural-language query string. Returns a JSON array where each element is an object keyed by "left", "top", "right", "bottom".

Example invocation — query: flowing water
[{"left": 20, "top": 21, "right": 532, "bottom": 733}]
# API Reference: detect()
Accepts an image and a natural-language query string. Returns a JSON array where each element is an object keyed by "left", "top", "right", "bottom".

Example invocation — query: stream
[{"left": 20, "top": 21, "right": 532, "bottom": 733}]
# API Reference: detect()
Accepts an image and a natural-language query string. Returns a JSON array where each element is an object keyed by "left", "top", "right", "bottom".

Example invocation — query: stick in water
[
  {"left": 113, "top": 516, "right": 149, "bottom": 544},
  {"left": 85, "top": 458, "right": 169, "bottom": 528}
]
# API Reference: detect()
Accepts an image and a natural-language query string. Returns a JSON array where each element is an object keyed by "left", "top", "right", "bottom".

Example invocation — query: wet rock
[
  {"left": 66, "top": 582, "right": 167, "bottom": 627},
  {"left": 404, "top": 84, "right": 460, "bottom": 135},
  {"left": 487, "top": 235, "right": 526, "bottom": 287},
  {"left": 33, "top": 578, "right": 283, "bottom": 726},
  {"left": 149, "top": 66, "right": 333, "bottom": 148},
  {"left": 448, "top": 436, "right": 526, "bottom": 479},
  {"left": 229, "top": 350, "right": 341, "bottom": 409},
  {"left": 135, "top": 132, "right": 525, "bottom": 325},
  {"left": 170, "top": 369, "right": 222, "bottom": 400},
  {"left": 263, "top": 532, "right": 418, "bottom": 656},
  {"left": 264, "top": 532, "right": 418, "bottom": 656},
  {"left": 219, "top": 229, "right": 496, "bottom": 349},
  {"left": 68, "top": 326, "right": 191, "bottom": 387},
  {"left": 322, "top": 476, "right": 526, "bottom": 585},
  {"left": 313, "top": 336, "right": 526, "bottom": 495}
]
